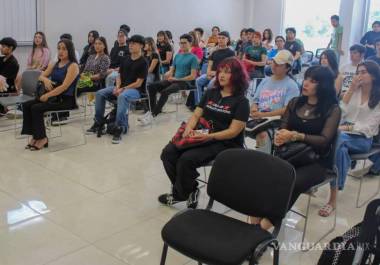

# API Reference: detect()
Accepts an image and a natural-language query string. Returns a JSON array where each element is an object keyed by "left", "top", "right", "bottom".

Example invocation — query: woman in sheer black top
[{"left": 250, "top": 66, "right": 341, "bottom": 229}]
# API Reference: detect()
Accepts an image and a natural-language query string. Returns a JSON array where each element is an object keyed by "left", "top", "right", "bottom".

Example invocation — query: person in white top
[
  {"left": 319, "top": 61, "right": 380, "bottom": 217},
  {"left": 336, "top": 44, "right": 365, "bottom": 95}
]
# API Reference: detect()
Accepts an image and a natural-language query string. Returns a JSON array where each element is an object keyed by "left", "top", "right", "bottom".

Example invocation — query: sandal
[{"left": 318, "top": 204, "right": 335, "bottom": 217}]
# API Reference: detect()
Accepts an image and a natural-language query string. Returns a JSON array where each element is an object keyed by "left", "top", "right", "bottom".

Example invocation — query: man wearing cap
[
  {"left": 106, "top": 28, "right": 130, "bottom": 87},
  {"left": 243, "top": 31, "right": 267, "bottom": 79},
  {"left": 250, "top": 49, "right": 299, "bottom": 151},
  {"left": 0, "top": 37, "right": 19, "bottom": 94},
  {"left": 195, "top": 31, "right": 235, "bottom": 105},
  {"left": 87, "top": 35, "right": 148, "bottom": 144}
]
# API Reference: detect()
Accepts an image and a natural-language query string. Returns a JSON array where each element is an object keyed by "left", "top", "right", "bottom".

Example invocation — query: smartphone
[{"left": 195, "top": 129, "right": 209, "bottom": 135}]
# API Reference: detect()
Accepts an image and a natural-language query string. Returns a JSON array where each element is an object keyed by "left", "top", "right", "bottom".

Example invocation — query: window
[
  {"left": 283, "top": 0, "right": 341, "bottom": 53},
  {"left": 367, "top": 0, "right": 380, "bottom": 30}
]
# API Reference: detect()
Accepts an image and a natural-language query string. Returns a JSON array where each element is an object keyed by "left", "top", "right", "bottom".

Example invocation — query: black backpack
[
  {"left": 96, "top": 106, "right": 117, "bottom": 137},
  {"left": 318, "top": 199, "right": 380, "bottom": 265}
]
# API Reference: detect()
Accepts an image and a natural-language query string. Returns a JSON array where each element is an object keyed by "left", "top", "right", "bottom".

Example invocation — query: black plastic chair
[{"left": 160, "top": 149, "right": 296, "bottom": 265}]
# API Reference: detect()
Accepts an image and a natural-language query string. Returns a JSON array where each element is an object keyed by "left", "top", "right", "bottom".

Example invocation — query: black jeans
[
  {"left": 161, "top": 142, "right": 239, "bottom": 199},
  {"left": 21, "top": 96, "right": 76, "bottom": 140},
  {"left": 148, "top": 80, "right": 191, "bottom": 116}
]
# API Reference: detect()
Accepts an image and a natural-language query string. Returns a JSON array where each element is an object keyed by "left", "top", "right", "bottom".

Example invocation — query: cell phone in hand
[{"left": 195, "top": 129, "right": 209, "bottom": 135}]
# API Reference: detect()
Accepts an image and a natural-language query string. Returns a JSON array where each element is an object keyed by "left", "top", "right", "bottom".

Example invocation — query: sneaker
[
  {"left": 6, "top": 109, "right": 23, "bottom": 119},
  {"left": 138, "top": 112, "right": 153, "bottom": 126},
  {"left": 86, "top": 121, "right": 103, "bottom": 135},
  {"left": 112, "top": 126, "right": 123, "bottom": 144},
  {"left": 158, "top": 193, "right": 185, "bottom": 206},
  {"left": 187, "top": 188, "right": 200, "bottom": 209},
  {"left": 137, "top": 111, "right": 152, "bottom": 122}
]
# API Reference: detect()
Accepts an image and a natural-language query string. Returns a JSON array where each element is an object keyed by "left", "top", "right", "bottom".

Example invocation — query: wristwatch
[{"left": 291, "top": 132, "right": 299, "bottom": 142}]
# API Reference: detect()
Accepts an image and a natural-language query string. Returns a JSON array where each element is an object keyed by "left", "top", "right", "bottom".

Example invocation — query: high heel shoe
[{"left": 30, "top": 141, "right": 49, "bottom": 151}]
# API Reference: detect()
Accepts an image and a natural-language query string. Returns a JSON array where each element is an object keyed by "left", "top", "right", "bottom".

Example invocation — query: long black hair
[
  {"left": 296, "top": 65, "right": 338, "bottom": 116},
  {"left": 358, "top": 61, "right": 380, "bottom": 109},
  {"left": 95, "top": 36, "right": 108, "bottom": 55},
  {"left": 57, "top": 39, "right": 78, "bottom": 64},
  {"left": 88, "top": 30, "right": 99, "bottom": 44},
  {"left": 319, "top": 49, "right": 339, "bottom": 79}
]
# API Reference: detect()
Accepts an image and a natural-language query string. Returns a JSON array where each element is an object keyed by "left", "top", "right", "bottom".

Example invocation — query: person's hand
[
  {"left": 43, "top": 79, "right": 54, "bottom": 91},
  {"left": 39, "top": 94, "right": 49, "bottom": 102},
  {"left": 190, "top": 131, "right": 211, "bottom": 141},
  {"left": 167, "top": 76, "right": 177, "bottom": 82},
  {"left": 113, "top": 87, "right": 123, "bottom": 96},
  {"left": 274, "top": 129, "right": 293, "bottom": 146},
  {"left": 251, "top": 111, "right": 265, "bottom": 119},
  {"left": 350, "top": 75, "right": 361, "bottom": 91},
  {"left": 183, "top": 127, "right": 194, "bottom": 138}
]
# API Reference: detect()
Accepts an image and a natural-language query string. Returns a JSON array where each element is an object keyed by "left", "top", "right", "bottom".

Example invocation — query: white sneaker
[
  {"left": 138, "top": 112, "right": 153, "bottom": 126},
  {"left": 137, "top": 111, "right": 152, "bottom": 122}
]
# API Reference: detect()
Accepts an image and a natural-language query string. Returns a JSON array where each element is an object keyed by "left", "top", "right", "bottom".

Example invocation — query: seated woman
[
  {"left": 319, "top": 61, "right": 380, "bottom": 217},
  {"left": 144, "top": 37, "right": 160, "bottom": 85},
  {"left": 21, "top": 39, "right": 80, "bottom": 150},
  {"left": 249, "top": 65, "right": 340, "bottom": 229},
  {"left": 158, "top": 57, "right": 250, "bottom": 208},
  {"left": 319, "top": 49, "right": 342, "bottom": 95},
  {"left": 27, "top": 32, "right": 50, "bottom": 71},
  {"left": 77, "top": 36, "right": 110, "bottom": 97},
  {"left": 79, "top": 30, "right": 99, "bottom": 68}
]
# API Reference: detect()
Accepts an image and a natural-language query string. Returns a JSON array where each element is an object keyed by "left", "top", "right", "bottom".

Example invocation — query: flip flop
[{"left": 318, "top": 204, "right": 335, "bottom": 217}]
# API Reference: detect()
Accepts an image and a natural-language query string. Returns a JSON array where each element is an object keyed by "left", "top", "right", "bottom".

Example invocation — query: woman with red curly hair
[{"left": 158, "top": 57, "right": 250, "bottom": 208}]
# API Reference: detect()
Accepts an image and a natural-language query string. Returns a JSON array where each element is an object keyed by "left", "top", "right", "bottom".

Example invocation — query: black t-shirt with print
[
  {"left": 208, "top": 48, "right": 235, "bottom": 71},
  {"left": 157, "top": 42, "right": 173, "bottom": 66},
  {"left": 145, "top": 52, "right": 160, "bottom": 81},
  {"left": 110, "top": 45, "right": 130, "bottom": 68},
  {"left": 0, "top": 55, "right": 19, "bottom": 92},
  {"left": 198, "top": 89, "right": 250, "bottom": 146},
  {"left": 119, "top": 55, "right": 148, "bottom": 93}
]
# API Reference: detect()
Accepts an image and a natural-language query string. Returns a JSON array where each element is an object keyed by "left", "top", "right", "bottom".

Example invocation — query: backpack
[
  {"left": 318, "top": 199, "right": 380, "bottom": 265},
  {"left": 96, "top": 106, "right": 117, "bottom": 137}
]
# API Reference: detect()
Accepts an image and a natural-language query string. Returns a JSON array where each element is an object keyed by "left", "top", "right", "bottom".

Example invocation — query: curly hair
[{"left": 214, "top": 57, "right": 248, "bottom": 96}]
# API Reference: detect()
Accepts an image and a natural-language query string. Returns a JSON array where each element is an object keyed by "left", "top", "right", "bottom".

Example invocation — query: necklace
[{"left": 304, "top": 109, "right": 310, "bottom": 117}]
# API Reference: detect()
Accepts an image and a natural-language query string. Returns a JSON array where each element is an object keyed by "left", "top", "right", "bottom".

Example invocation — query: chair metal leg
[
  {"left": 356, "top": 161, "right": 380, "bottom": 208},
  {"left": 160, "top": 244, "right": 168, "bottom": 265},
  {"left": 301, "top": 192, "right": 337, "bottom": 252},
  {"left": 273, "top": 244, "right": 279, "bottom": 265}
]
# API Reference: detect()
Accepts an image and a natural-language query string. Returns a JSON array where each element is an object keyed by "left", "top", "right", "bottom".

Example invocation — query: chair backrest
[
  {"left": 301, "top": 51, "right": 314, "bottom": 64},
  {"left": 315, "top": 48, "right": 326, "bottom": 59},
  {"left": 21, "top": 70, "right": 41, "bottom": 96},
  {"left": 207, "top": 149, "right": 296, "bottom": 224}
]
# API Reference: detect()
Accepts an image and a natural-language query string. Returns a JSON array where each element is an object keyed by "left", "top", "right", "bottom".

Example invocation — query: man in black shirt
[
  {"left": 87, "top": 35, "right": 148, "bottom": 144},
  {"left": 368, "top": 38, "right": 380, "bottom": 66},
  {"left": 0, "top": 37, "right": 19, "bottom": 93},
  {"left": 106, "top": 29, "right": 130, "bottom": 87},
  {"left": 195, "top": 31, "right": 235, "bottom": 104},
  {"left": 0, "top": 37, "right": 19, "bottom": 115},
  {"left": 284, "top": 28, "right": 302, "bottom": 75},
  {"left": 361, "top": 21, "right": 380, "bottom": 59}
]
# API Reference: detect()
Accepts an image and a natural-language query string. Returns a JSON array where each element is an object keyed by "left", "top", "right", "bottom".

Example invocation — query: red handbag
[{"left": 171, "top": 117, "right": 213, "bottom": 150}]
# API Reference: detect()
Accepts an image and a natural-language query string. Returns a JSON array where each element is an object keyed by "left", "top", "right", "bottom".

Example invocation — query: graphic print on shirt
[
  {"left": 258, "top": 88, "right": 286, "bottom": 112},
  {"left": 206, "top": 100, "right": 232, "bottom": 115}
]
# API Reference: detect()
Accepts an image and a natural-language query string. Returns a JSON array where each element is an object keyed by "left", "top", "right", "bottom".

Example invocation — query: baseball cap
[
  {"left": 128, "top": 35, "right": 145, "bottom": 45},
  {"left": 118, "top": 29, "right": 129, "bottom": 37},
  {"left": 273, "top": 50, "right": 294, "bottom": 65},
  {"left": 218, "top": 31, "right": 230, "bottom": 39},
  {"left": 0, "top": 37, "right": 17, "bottom": 50}
]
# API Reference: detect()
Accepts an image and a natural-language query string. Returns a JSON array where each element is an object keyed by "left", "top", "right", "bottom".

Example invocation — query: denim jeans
[
  {"left": 332, "top": 132, "right": 373, "bottom": 189},
  {"left": 195, "top": 74, "right": 215, "bottom": 104},
  {"left": 369, "top": 153, "right": 380, "bottom": 173},
  {"left": 105, "top": 71, "right": 119, "bottom": 87},
  {"left": 95, "top": 86, "right": 140, "bottom": 132}
]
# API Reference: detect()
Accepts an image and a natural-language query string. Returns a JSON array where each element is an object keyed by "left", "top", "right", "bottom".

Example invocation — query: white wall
[
  {"left": 251, "top": 0, "right": 284, "bottom": 35},
  {"left": 42, "top": 0, "right": 247, "bottom": 55}
]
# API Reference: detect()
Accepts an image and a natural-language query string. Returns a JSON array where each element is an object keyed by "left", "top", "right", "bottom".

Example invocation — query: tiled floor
[{"left": 0, "top": 103, "right": 379, "bottom": 265}]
